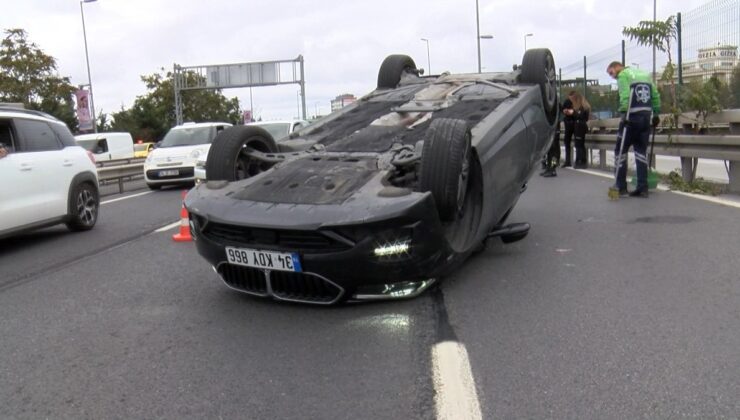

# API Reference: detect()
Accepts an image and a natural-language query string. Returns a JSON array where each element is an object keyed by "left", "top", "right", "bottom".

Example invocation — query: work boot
[
  {"left": 629, "top": 189, "right": 649, "bottom": 198},
  {"left": 542, "top": 168, "right": 557, "bottom": 177}
]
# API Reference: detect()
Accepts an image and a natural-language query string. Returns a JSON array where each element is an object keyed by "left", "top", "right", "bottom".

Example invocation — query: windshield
[
  {"left": 76, "top": 139, "right": 99, "bottom": 152},
  {"left": 256, "top": 123, "right": 291, "bottom": 140},
  {"left": 133, "top": 144, "right": 150, "bottom": 152},
  {"left": 159, "top": 126, "right": 213, "bottom": 147}
]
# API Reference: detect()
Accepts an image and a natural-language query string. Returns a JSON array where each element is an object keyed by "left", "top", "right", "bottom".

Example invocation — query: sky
[{"left": 3, "top": 0, "right": 713, "bottom": 123}]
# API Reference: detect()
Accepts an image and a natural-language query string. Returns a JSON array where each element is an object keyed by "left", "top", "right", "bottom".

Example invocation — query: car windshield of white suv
[
  {"left": 159, "top": 126, "right": 212, "bottom": 147},
  {"left": 256, "top": 123, "right": 290, "bottom": 140}
]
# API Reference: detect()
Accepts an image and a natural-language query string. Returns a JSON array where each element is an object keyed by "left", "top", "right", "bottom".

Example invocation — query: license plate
[
  {"left": 225, "top": 246, "right": 302, "bottom": 272},
  {"left": 159, "top": 169, "right": 179, "bottom": 176}
]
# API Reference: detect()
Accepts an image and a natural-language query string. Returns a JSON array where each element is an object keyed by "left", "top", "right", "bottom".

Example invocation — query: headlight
[
  {"left": 145, "top": 154, "right": 154, "bottom": 163},
  {"left": 190, "top": 149, "right": 201, "bottom": 159},
  {"left": 373, "top": 240, "right": 411, "bottom": 257}
]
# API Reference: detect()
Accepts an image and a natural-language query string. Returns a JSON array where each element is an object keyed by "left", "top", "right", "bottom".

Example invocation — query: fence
[{"left": 558, "top": 0, "right": 740, "bottom": 118}]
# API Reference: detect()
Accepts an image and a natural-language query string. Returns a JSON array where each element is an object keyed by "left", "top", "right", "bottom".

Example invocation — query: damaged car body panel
[{"left": 185, "top": 49, "right": 558, "bottom": 304}]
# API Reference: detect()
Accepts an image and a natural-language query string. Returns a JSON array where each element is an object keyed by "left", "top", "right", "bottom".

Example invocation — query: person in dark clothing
[
  {"left": 607, "top": 61, "right": 661, "bottom": 197},
  {"left": 560, "top": 97, "right": 575, "bottom": 167},
  {"left": 566, "top": 91, "right": 591, "bottom": 169},
  {"left": 540, "top": 114, "right": 561, "bottom": 177}
]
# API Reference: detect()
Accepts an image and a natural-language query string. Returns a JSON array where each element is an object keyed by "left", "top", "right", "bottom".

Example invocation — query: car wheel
[
  {"left": 377, "top": 54, "right": 416, "bottom": 89},
  {"left": 66, "top": 182, "right": 99, "bottom": 231},
  {"left": 520, "top": 48, "right": 558, "bottom": 125},
  {"left": 205, "top": 126, "right": 278, "bottom": 182},
  {"left": 147, "top": 183, "right": 162, "bottom": 190},
  {"left": 419, "top": 118, "right": 471, "bottom": 222}
]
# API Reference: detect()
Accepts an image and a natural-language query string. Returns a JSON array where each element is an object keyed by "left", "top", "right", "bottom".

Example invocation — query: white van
[{"left": 75, "top": 132, "right": 135, "bottom": 162}]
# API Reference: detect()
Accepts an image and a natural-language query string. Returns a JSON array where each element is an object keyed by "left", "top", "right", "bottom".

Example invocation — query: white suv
[
  {"left": 0, "top": 107, "right": 100, "bottom": 239},
  {"left": 144, "top": 122, "right": 231, "bottom": 189}
]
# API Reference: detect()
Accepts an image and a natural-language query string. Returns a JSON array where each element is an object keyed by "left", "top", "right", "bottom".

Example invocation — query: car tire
[
  {"left": 419, "top": 118, "right": 471, "bottom": 222},
  {"left": 65, "top": 182, "right": 99, "bottom": 231},
  {"left": 377, "top": 54, "right": 416, "bottom": 89},
  {"left": 205, "top": 125, "right": 278, "bottom": 182},
  {"left": 147, "top": 183, "right": 162, "bottom": 190},
  {"left": 520, "top": 48, "right": 558, "bottom": 125}
]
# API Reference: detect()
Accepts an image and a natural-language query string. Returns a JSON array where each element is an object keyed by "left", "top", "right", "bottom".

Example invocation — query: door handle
[
  {"left": 20, "top": 163, "right": 32, "bottom": 171},
  {"left": 63, "top": 160, "right": 74, "bottom": 167}
]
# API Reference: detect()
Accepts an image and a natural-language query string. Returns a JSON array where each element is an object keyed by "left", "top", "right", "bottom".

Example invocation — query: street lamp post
[
  {"left": 524, "top": 33, "right": 533, "bottom": 52},
  {"left": 475, "top": 0, "right": 494, "bottom": 73},
  {"left": 420, "top": 38, "right": 431, "bottom": 75},
  {"left": 652, "top": 0, "right": 657, "bottom": 83},
  {"left": 478, "top": 34, "right": 493, "bottom": 72},
  {"left": 80, "top": 0, "right": 97, "bottom": 133}
]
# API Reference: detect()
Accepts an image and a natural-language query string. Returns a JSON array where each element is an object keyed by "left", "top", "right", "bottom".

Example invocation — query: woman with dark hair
[{"left": 566, "top": 91, "right": 591, "bottom": 169}]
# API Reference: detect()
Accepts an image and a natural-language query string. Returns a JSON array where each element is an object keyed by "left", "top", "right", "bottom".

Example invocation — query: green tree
[
  {"left": 730, "top": 66, "right": 740, "bottom": 108},
  {"left": 0, "top": 29, "right": 77, "bottom": 130},
  {"left": 111, "top": 69, "right": 241, "bottom": 141},
  {"left": 623, "top": 17, "right": 679, "bottom": 125}
]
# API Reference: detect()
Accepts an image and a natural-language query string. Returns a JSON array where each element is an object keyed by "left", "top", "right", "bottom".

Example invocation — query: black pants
[
  {"left": 574, "top": 122, "right": 587, "bottom": 165},
  {"left": 615, "top": 113, "right": 650, "bottom": 190},
  {"left": 545, "top": 126, "right": 561, "bottom": 168},
  {"left": 562, "top": 121, "right": 574, "bottom": 164}
]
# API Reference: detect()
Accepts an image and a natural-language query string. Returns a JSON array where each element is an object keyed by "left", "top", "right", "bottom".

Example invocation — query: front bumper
[
  {"left": 144, "top": 165, "right": 196, "bottom": 185},
  {"left": 185, "top": 185, "right": 463, "bottom": 304}
]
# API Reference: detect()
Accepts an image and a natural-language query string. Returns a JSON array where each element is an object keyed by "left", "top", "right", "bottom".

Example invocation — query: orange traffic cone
[{"left": 172, "top": 191, "right": 193, "bottom": 242}]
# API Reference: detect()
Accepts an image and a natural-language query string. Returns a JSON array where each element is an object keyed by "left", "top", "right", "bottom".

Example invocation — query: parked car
[
  {"left": 0, "top": 107, "right": 100, "bottom": 239},
  {"left": 185, "top": 49, "right": 558, "bottom": 304},
  {"left": 75, "top": 132, "right": 134, "bottom": 162},
  {"left": 143, "top": 122, "right": 231, "bottom": 190},
  {"left": 133, "top": 141, "right": 155, "bottom": 158},
  {"left": 194, "top": 120, "right": 308, "bottom": 182}
]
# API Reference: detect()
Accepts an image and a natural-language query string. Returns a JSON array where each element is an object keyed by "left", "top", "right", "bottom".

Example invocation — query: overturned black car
[{"left": 184, "top": 49, "right": 558, "bottom": 304}]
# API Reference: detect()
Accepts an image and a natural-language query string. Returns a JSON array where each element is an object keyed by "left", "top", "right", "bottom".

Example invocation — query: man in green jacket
[{"left": 606, "top": 61, "right": 661, "bottom": 197}]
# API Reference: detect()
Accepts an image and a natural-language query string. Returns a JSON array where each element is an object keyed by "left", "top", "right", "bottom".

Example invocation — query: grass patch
[{"left": 663, "top": 171, "right": 726, "bottom": 196}]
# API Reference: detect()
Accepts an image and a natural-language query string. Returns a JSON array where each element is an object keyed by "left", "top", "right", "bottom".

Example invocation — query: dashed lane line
[
  {"left": 432, "top": 340, "right": 483, "bottom": 420},
  {"left": 155, "top": 221, "right": 181, "bottom": 233},
  {"left": 101, "top": 190, "right": 154, "bottom": 205}
]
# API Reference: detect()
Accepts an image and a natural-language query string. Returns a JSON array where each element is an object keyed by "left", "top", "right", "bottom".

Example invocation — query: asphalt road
[{"left": 0, "top": 171, "right": 738, "bottom": 419}]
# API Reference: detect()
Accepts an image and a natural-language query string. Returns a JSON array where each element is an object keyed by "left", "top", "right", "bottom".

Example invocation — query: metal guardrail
[
  {"left": 583, "top": 109, "right": 740, "bottom": 193},
  {"left": 96, "top": 158, "right": 145, "bottom": 193}
]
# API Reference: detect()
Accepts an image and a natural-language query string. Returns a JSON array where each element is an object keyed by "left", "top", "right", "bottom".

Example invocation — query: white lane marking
[
  {"left": 155, "top": 221, "right": 181, "bottom": 233},
  {"left": 101, "top": 191, "right": 154, "bottom": 205},
  {"left": 669, "top": 190, "right": 740, "bottom": 209},
  {"left": 570, "top": 168, "right": 740, "bottom": 209},
  {"left": 432, "top": 341, "right": 482, "bottom": 420}
]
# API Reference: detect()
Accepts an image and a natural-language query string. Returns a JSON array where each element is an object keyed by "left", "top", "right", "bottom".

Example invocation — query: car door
[{"left": 0, "top": 118, "right": 69, "bottom": 229}]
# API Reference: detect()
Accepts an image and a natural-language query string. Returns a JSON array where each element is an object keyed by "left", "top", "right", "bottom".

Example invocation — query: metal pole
[
  {"left": 583, "top": 56, "right": 587, "bottom": 101},
  {"left": 299, "top": 55, "right": 306, "bottom": 120},
  {"left": 80, "top": 1, "right": 97, "bottom": 133},
  {"left": 677, "top": 12, "right": 683, "bottom": 86},
  {"left": 652, "top": 0, "right": 657, "bottom": 84},
  {"left": 476, "top": 0, "right": 482, "bottom": 73},
  {"left": 173, "top": 64, "right": 182, "bottom": 126},
  {"left": 621, "top": 39, "right": 626, "bottom": 65},
  {"left": 421, "top": 38, "right": 431, "bottom": 74}
]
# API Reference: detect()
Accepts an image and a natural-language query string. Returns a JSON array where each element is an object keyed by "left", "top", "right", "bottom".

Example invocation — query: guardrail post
[
  {"left": 118, "top": 177, "right": 124, "bottom": 194},
  {"left": 680, "top": 123, "right": 695, "bottom": 182},
  {"left": 729, "top": 161, "right": 740, "bottom": 193}
]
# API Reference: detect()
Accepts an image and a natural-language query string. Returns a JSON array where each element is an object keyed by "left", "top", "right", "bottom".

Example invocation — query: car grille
[
  {"left": 270, "top": 271, "right": 343, "bottom": 304},
  {"left": 217, "top": 264, "right": 343, "bottom": 304},
  {"left": 202, "top": 222, "right": 352, "bottom": 253},
  {"left": 146, "top": 168, "right": 194, "bottom": 179},
  {"left": 218, "top": 264, "right": 268, "bottom": 296}
]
